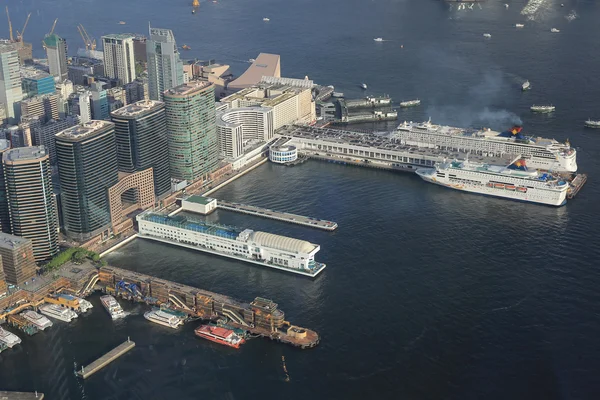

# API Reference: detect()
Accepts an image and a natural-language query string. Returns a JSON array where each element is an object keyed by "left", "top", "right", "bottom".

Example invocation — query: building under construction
[{"left": 4, "top": 7, "right": 32, "bottom": 65}]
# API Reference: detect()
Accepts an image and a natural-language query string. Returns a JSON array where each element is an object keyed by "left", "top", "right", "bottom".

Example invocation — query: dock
[
  {"left": 216, "top": 200, "right": 338, "bottom": 231},
  {"left": 76, "top": 339, "right": 135, "bottom": 379},
  {"left": 0, "top": 392, "right": 44, "bottom": 399}
]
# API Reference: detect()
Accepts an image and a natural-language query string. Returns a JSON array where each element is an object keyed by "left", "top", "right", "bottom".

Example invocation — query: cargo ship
[
  {"left": 0, "top": 327, "right": 21, "bottom": 348},
  {"left": 21, "top": 310, "right": 53, "bottom": 330},
  {"left": 394, "top": 121, "right": 577, "bottom": 172},
  {"left": 39, "top": 304, "right": 78, "bottom": 322},
  {"left": 416, "top": 158, "right": 570, "bottom": 206},
  {"left": 194, "top": 324, "right": 246, "bottom": 349},
  {"left": 144, "top": 309, "right": 185, "bottom": 329},
  {"left": 100, "top": 295, "right": 125, "bottom": 320}
]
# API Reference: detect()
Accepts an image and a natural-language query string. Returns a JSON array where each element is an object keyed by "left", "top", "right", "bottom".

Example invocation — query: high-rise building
[
  {"left": 68, "top": 90, "right": 92, "bottom": 124},
  {"left": 3, "top": 125, "right": 32, "bottom": 148},
  {"left": 2, "top": 146, "right": 59, "bottom": 261},
  {"left": 21, "top": 68, "right": 56, "bottom": 97},
  {"left": 12, "top": 41, "right": 33, "bottom": 66},
  {"left": 102, "top": 34, "right": 136, "bottom": 85},
  {"left": 0, "top": 139, "right": 11, "bottom": 233},
  {"left": 43, "top": 34, "right": 69, "bottom": 82},
  {"left": 0, "top": 232, "right": 36, "bottom": 286},
  {"left": 111, "top": 100, "right": 171, "bottom": 197},
  {"left": 132, "top": 35, "right": 147, "bottom": 64},
  {"left": 146, "top": 27, "right": 184, "bottom": 101},
  {"left": 55, "top": 121, "right": 119, "bottom": 241},
  {"left": 20, "top": 93, "right": 59, "bottom": 123},
  {"left": 164, "top": 81, "right": 218, "bottom": 182},
  {"left": 90, "top": 82, "right": 109, "bottom": 120},
  {"left": 0, "top": 44, "right": 24, "bottom": 123},
  {"left": 33, "top": 115, "right": 79, "bottom": 165},
  {"left": 125, "top": 79, "right": 148, "bottom": 104},
  {"left": 216, "top": 107, "right": 274, "bottom": 159}
]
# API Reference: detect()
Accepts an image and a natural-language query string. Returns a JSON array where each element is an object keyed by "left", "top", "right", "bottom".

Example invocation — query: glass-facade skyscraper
[
  {"left": 43, "top": 34, "right": 68, "bottom": 82},
  {"left": 55, "top": 121, "right": 119, "bottom": 241},
  {"left": 164, "top": 81, "right": 219, "bottom": 182},
  {"left": 0, "top": 43, "right": 24, "bottom": 123},
  {"left": 146, "top": 27, "right": 184, "bottom": 101},
  {"left": 110, "top": 100, "right": 171, "bottom": 197}
]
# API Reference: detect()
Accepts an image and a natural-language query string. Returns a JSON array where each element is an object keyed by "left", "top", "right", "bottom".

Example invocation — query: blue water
[{"left": 1, "top": 0, "right": 600, "bottom": 398}]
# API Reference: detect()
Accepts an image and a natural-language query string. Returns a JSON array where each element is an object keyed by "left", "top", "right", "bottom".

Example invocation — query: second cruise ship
[{"left": 395, "top": 122, "right": 577, "bottom": 172}]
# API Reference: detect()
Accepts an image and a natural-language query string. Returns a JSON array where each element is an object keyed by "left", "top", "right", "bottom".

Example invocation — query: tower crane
[
  {"left": 16, "top": 13, "right": 31, "bottom": 42},
  {"left": 79, "top": 24, "right": 96, "bottom": 50},
  {"left": 5, "top": 7, "right": 14, "bottom": 42}
]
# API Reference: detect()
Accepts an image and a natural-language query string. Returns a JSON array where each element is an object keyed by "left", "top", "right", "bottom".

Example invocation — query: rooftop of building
[
  {"left": 56, "top": 120, "right": 114, "bottom": 141},
  {"left": 0, "top": 42, "right": 17, "bottom": 54},
  {"left": 0, "top": 139, "right": 9, "bottom": 152},
  {"left": 0, "top": 232, "right": 32, "bottom": 250},
  {"left": 20, "top": 67, "right": 52, "bottom": 80},
  {"left": 102, "top": 33, "right": 135, "bottom": 41},
  {"left": 185, "top": 195, "right": 215, "bottom": 205},
  {"left": 149, "top": 27, "right": 176, "bottom": 43},
  {"left": 20, "top": 93, "right": 58, "bottom": 104},
  {"left": 222, "top": 76, "right": 313, "bottom": 107},
  {"left": 164, "top": 80, "right": 212, "bottom": 97},
  {"left": 42, "top": 34, "right": 64, "bottom": 48},
  {"left": 3, "top": 146, "right": 47, "bottom": 163},
  {"left": 228, "top": 53, "right": 281, "bottom": 89},
  {"left": 110, "top": 100, "right": 164, "bottom": 117}
]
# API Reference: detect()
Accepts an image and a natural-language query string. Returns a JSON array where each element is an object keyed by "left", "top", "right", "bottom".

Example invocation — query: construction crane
[
  {"left": 16, "top": 13, "right": 31, "bottom": 43},
  {"left": 5, "top": 6, "right": 14, "bottom": 42},
  {"left": 77, "top": 25, "right": 89, "bottom": 50},
  {"left": 78, "top": 24, "right": 96, "bottom": 50}
]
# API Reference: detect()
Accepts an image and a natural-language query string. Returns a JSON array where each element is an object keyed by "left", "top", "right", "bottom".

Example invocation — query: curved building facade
[
  {"left": 111, "top": 100, "right": 171, "bottom": 197},
  {"left": 56, "top": 121, "right": 119, "bottom": 241},
  {"left": 216, "top": 107, "right": 273, "bottom": 159},
  {"left": 164, "top": 81, "right": 219, "bottom": 182},
  {"left": 269, "top": 145, "right": 298, "bottom": 164},
  {"left": 3, "top": 146, "right": 59, "bottom": 261}
]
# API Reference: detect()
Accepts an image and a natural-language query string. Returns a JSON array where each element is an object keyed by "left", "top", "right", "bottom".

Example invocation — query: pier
[
  {"left": 216, "top": 200, "right": 337, "bottom": 231},
  {"left": 76, "top": 339, "right": 136, "bottom": 379},
  {"left": 0, "top": 392, "right": 44, "bottom": 399}
]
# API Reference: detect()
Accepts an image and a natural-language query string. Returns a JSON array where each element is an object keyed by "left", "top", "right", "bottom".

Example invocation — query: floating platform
[
  {"left": 76, "top": 339, "right": 135, "bottom": 379},
  {"left": 0, "top": 392, "right": 44, "bottom": 399},
  {"left": 568, "top": 173, "right": 587, "bottom": 199},
  {"left": 216, "top": 200, "right": 337, "bottom": 231}
]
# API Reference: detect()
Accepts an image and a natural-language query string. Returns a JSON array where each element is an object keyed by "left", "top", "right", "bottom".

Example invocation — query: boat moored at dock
[
  {"left": 195, "top": 324, "right": 246, "bottom": 349},
  {"left": 416, "top": 158, "right": 570, "bottom": 206},
  {"left": 0, "top": 327, "right": 21, "bottom": 348},
  {"left": 21, "top": 310, "right": 53, "bottom": 330},
  {"left": 100, "top": 295, "right": 125, "bottom": 320},
  {"left": 144, "top": 309, "right": 185, "bottom": 329},
  {"left": 75, "top": 297, "right": 93, "bottom": 313},
  {"left": 39, "top": 304, "right": 78, "bottom": 322}
]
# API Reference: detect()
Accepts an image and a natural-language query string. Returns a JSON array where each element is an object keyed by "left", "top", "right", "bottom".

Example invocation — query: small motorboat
[
  {"left": 263, "top": 17, "right": 270, "bottom": 22},
  {"left": 551, "top": 28, "right": 560, "bottom": 33},
  {"left": 522, "top": 80, "right": 531, "bottom": 91},
  {"left": 483, "top": 33, "right": 492, "bottom": 38},
  {"left": 373, "top": 38, "right": 384, "bottom": 42},
  {"left": 516, "top": 23, "right": 525, "bottom": 28},
  {"left": 360, "top": 83, "right": 367, "bottom": 90}
]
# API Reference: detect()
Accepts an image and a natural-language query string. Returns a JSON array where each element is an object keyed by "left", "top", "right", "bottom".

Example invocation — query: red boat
[{"left": 194, "top": 325, "right": 246, "bottom": 349}]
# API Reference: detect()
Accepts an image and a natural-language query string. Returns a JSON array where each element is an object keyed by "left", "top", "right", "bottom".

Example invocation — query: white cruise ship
[
  {"left": 144, "top": 309, "right": 185, "bottom": 329},
  {"left": 416, "top": 158, "right": 569, "bottom": 206},
  {"left": 39, "top": 304, "right": 78, "bottom": 322},
  {"left": 395, "top": 121, "right": 577, "bottom": 172},
  {"left": 21, "top": 310, "right": 53, "bottom": 330},
  {"left": 101, "top": 295, "right": 125, "bottom": 319},
  {"left": 0, "top": 327, "right": 21, "bottom": 348}
]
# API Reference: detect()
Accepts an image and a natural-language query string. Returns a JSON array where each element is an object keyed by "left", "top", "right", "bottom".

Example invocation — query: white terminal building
[
  {"left": 269, "top": 144, "right": 298, "bottom": 164},
  {"left": 137, "top": 212, "right": 326, "bottom": 277}
]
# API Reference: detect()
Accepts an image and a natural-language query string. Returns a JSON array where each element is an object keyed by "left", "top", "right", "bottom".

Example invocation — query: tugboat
[
  {"left": 531, "top": 105, "right": 555, "bottom": 113},
  {"left": 584, "top": 119, "right": 600, "bottom": 129},
  {"left": 522, "top": 80, "right": 531, "bottom": 91}
]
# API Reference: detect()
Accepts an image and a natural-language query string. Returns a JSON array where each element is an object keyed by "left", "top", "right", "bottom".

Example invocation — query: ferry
[
  {"left": 483, "top": 33, "right": 492, "bottom": 38},
  {"left": 416, "top": 158, "right": 569, "bottom": 206},
  {"left": 0, "top": 327, "right": 21, "bottom": 348},
  {"left": 144, "top": 309, "right": 185, "bottom": 329},
  {"left": 584, "top": 119, "right": 600, "bottom": 129},
  {"left": 522, "top": 80, "right": 531, "bottom": 91},
  {"left": 74, "top": 297, "right": 93, "bottom": 313},
  {"left": 394, "top": 121, "right": 577, "bottom": 172},
  {"left": 516, "top": 23, "right": 525, "bottom": 28},
  {"left": 373, "top": 37, "right": 384, "bottom": 42},
  {"left": 531, "top": 105, "right": 555, "bottom": 113},
  {"left": 194, "top": 324, "right": 245, "bottom": 349},
  {"left": 100, "top": 295, "right": 125, "bottom": 320},
  {"left": 39, "top": 304, "right": 78, "bottom": 322},
  {"left": 21, "top": 310, "right": 53, "bottom": 330},
  {"left": 399, "top": 99, "right": 421, "bottom": 108}
]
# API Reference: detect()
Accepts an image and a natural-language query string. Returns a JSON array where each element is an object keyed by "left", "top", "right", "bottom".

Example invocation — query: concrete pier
[
  {"left": 76, "top": 339, "right": 135, "bottom": 379},
  {"left": 0, "top": 392, "right": 44, "bottom": 399},
  {"left": 216, "top": 200, "right": 338, "bottom": 231}
]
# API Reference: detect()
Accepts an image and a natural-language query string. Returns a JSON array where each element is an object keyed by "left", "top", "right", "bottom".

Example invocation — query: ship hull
[
  {"left": 416, "top": 169, "right": 567, "bottom": 206},
  {"left": 39, "top": 305, "right": 77, "bottom": 322},
  {"left": 144, "top": 311, "right": 183, "bottom": 329}
]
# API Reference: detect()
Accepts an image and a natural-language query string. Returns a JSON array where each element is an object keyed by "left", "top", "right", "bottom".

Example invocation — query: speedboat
[
  {"left": 522, "top": 80, "right": 531, "bottom": 91},
  {"left": 373, "top": 38, "right": 384, "bottom": 42},
  {"left": 263, "top": 17, "right": 270, "bottom": 22},
  {"left": 360, "top": 83, "right": 367, "bottom": 90},
  {"left": 551, "top": 28, "right": 560, "bottom": 33},
  {"left": 483, "top": 33, "right": 492, "bottom": 38}
]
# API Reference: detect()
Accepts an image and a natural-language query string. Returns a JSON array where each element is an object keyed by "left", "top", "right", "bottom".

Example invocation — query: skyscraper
[
  {"left": 102, "top": 34, "right": 136, "bottom": 85},
  {"left": 55, "top": 121, "right": 119, "bottom": 241},
  {"left": 0, "top": 232, "right": 36, "bottom": 286},
  {"left": 90, "top": 82, "right": 110, "bottom": 120},
  {"left": 43, "top": 34, "right": 69, "bottom": 82},
  {"left": 68, "top": 90, "right": 92, "bottom": 124},
  {"left": 21, "top": 68, "right": 56, "bottom": 97},
  {"left": 110, "top": 100, "right": 171, "bottom": 197},
  {"left": 0, "top": 43, "right": 24, "bottom": 122},
  {"left": 0, "top": 139, "right": 11, "bottom": 233},
  {"left": 20, "top": 93, "right": 60, "bottom": 123},
  {"left": 164, "top": 81, "right": 219, "bottom": 182},
  {"left": 2, "top": 146, "right": 59, "bottom": 261},
  {"left": 146, "top": 27, "right": 184, "bottom": 101}
]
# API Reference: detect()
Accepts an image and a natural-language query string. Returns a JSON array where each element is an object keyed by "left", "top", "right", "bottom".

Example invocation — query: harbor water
[{"left": 1, "top": 0, "right": 600, "bottom": 398}]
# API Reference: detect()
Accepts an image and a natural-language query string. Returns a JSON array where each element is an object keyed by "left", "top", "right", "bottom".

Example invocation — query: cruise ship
[
  {"left": 395, "top": 121, "right": 577, "bottom": 172},
  {"left": 39, "top": 304, "right": 78, "bottom": 322},
  {"left": 144, "top": 309, "right": 185, "bottom": 329},
  {"left": 0, "top": 327, "right": 21, "bottom": 348},
  {"left": 416, "top": 158, "right": 569, "bottom": 206},
  {"left": 100, "top": 295, "right": 125, "bottom": 319},
  {"left": 21, "top": 310, "right": 53, "bottom": 330}
]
